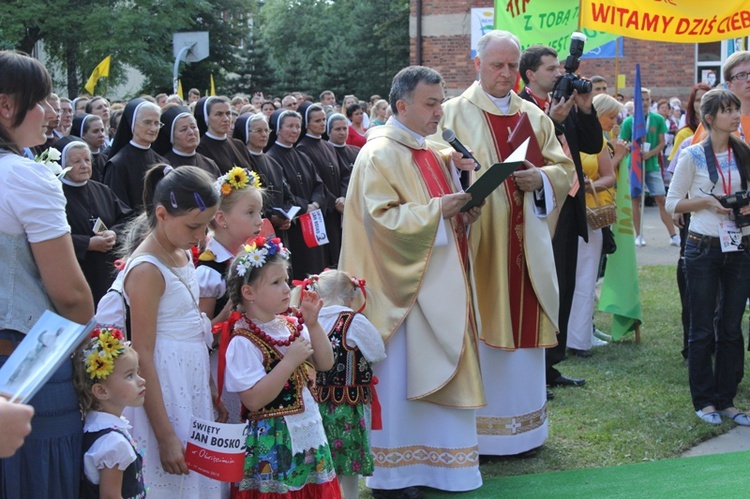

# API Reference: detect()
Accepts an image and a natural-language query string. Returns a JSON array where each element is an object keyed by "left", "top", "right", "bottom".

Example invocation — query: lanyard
[
  {"left": 714, "top": 147, "right": 732, "bottom": 195},
  {"left": 740, "top": 121, "right": 746, "bottom": 144}
]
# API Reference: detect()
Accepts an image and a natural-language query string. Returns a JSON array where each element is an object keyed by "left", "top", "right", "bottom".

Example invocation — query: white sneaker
[
  {"left": 592, "top": 335, "right": 609, "bottom": 347},
  {"left": 635, "top": 234, "right": 646, "bottom": 247},
  {"left": 593, "top": 328, "right": 612, "bottom": 342},
  {"left": 670, "top": 234, "right": 681, "bottom": 246}
]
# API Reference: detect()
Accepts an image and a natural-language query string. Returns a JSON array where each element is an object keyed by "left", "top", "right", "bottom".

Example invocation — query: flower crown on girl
[
  {"left": 215, "top": 166, "right": 262, "bottom": 197},
  {"left": 235, "top": 236, "right": 290, "bottom": 276},
  {"left": 82, "top": 326, "right": 128, "bottom": 381}
]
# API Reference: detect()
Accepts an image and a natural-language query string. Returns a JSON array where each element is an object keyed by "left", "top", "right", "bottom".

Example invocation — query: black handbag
[{"left": 601, "top": 226, "right": 617, "bottom": 255}]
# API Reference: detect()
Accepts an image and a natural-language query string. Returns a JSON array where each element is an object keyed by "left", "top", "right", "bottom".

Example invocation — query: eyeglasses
[
  {"left": 249, "top": 128, "right": 269, "bottom": 134},
  {"left": 138, "top": 119, "right": 164, "bottom": 129},
  {"left": 284, "top": 102, "right": 297, "bottom": 108},
  {"left": 730, "top": 71, "right": 749, "bottom": 82}
]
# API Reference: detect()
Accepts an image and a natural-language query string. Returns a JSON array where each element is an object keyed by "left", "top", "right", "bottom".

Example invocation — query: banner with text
[
  {"left": 580, "top": 0, "right": 750, "bottom": 43},
  {"left": 492, "top": 1, "right": 618, "bottom": 53},
  {"left": 186, "top": 416, "right": 247, "bottom": 482}
]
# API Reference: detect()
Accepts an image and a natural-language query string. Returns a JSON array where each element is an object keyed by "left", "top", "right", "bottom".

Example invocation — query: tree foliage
[
  {"left": 0, "top": 0, "right": 409, "bottom": 101},
  {"left": 256, "top": 0, "right": 409, "bottom": 99}
]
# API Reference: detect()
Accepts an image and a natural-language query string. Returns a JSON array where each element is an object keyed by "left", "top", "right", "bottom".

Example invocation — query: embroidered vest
[
  {"left": 80, "top": 428, "right": 146, "bottom": 499},
  {"left": 233, "top": 319, "right": 311, "bottom": 421},
  {"left": 312, "top": 311, "right": 373, "bottom": 406}
]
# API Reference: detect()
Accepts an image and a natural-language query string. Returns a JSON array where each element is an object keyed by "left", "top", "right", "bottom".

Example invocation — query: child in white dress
[{"left": 121, "top": 164, "right": 223, "bottom": 498}]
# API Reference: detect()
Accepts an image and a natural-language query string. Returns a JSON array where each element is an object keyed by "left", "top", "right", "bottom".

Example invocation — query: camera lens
[{"left": 572, "top": 79, "right": 592, "bottom": 95}]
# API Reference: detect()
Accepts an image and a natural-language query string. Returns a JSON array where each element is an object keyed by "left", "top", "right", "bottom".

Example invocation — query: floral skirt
[
  {"left": 320, "top": 401, "right": 374, "bottom": 476},
  {"left": 231, "top": 416, "right": 339, "bottom": 497}
]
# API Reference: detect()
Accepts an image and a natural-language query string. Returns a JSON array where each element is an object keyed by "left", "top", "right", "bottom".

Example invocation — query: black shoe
[
  {"left": 568, "top": 348, "right": 593, "bottom": 358},
  {"left": 546, "top": 389, "right": 555, "bottom": 400},
  {"left": 371, "top": 487, "right": 425, "bottom": 499},
  {"left": 548, "top": 375, "right": 586, "bottom": 387}
]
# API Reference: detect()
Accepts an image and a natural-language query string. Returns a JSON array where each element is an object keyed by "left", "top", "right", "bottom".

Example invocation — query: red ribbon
[
  {"left": 352, "top": 277, "right": 367, "bottom": 313},
  {"left": 370, "top": 376, "right": 382, "bottom": 430},
  {"left": 216, "top": 310, "right": 242, "bottom": 405}
]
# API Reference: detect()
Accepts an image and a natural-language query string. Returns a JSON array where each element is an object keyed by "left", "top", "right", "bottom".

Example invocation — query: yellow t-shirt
[
  {"left": 582, "top": 140, "right": 615, "bottom": 208},
  {"left": 669, "top": 126, "right": 695, "bottom": 161}
]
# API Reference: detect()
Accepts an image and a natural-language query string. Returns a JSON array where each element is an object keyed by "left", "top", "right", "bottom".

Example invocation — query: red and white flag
[{"left": 299, "top": 210, "right": 329, "bottom": 248}]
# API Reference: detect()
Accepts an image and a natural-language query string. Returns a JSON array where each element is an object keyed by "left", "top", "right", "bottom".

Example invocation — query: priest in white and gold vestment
[
  {"left": 436, "top": 30, "right": 575, "bottom": 456},
  {"left": 339, "top": 66, "right": 486, "bottom": 495}
]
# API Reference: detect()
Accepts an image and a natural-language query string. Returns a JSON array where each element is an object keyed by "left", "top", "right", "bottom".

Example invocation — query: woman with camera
[{"left": 666, "top": 88, "right": 750, "bottom": 426}]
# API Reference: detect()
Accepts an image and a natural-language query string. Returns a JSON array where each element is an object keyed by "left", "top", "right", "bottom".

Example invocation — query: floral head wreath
[
  {"left": 235, "top": 236, "right": 290, "bottom": 277},
  {"left": 216, "top": 166, "right": 262, "bottom": 197},
  {"left": 82, "top": 326, "right": 127, "bottom": 381}
]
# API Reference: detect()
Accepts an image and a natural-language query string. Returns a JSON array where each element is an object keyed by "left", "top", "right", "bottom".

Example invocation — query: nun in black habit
[
  {"left": 233, "top": 112, "right": 295, "bottom": 241},
  {"left": 295, "top": 102, "right": 344, "bottom": 265},
  {"left": 194, "top": 96, "right": 252, "bottom": 174},
  {"left": 55, "top": 137, "right": 133, "bottom": 304},
  {"left": 102, "top": 98, "right": 167, "bottom": 211},
  {"left": 154, "top": 105, "right": 221, "bottom": 177},
  {"left": 326, "top": 112, "right": 359, "bottom": 179},
  {"left": 71, "top": 113, "right": 107, "bottom": 182},
  {"left": 266, "top": 109, "right": 331, "bottom": 280}
]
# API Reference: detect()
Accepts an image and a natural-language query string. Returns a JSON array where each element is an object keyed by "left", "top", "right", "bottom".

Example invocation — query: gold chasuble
[
  {"left": 436, "top": 82, "right": 575, "bottom": 350},
  {"left": 339, "top": 124, "right": 484, "bottom": 408}
]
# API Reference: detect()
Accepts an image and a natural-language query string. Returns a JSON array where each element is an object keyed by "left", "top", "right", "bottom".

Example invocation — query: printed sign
[
  {"left": 299, "top": 210, "right": 329, "bottom": 248},
  {"left": 580, "top": 0, "right": 750, "bottom": 43},
  {"left": 490, "top": 1, "right": 617, "bottom": 54},
  {"left": 185, "top": 416, "right": 247, "bottom": 482}
]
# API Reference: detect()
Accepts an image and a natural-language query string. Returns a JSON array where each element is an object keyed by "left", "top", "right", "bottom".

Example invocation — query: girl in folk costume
[
  {"left": 73, "top": 326, "right": 147, "bottom": 499},
  {"left": 121, "top": 164, "right": 224, "bottom": 498},
  {"left": 221, "top": 238, "right": 340, "bottom": 498},
  {"left": 298, "top": 270, "right": 386, "bottom": 499},
  {"left": 198, "top": 167, "right": 264, "bottom": 423}
]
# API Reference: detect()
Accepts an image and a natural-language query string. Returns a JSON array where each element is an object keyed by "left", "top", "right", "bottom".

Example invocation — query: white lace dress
[{"left": 122, "top": 255, "right": 222, "bottom": 498}]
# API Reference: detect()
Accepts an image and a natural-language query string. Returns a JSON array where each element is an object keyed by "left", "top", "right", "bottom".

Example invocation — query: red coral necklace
[{"left": 246, "top": 308, "right": 304, "bottom": 347}]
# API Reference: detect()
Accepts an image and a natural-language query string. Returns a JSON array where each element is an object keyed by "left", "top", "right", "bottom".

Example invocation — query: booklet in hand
[
  {"left": 0, "top": 311, "right": 97, "bottom": 403},
  {"left": 508, "top": 112, "right": 545, "bottom": 169},
  {"left": 461, "top": 138, "right": 529, "bottom": 212},
  {"left": 273, "top": 206, "right": 301, "bottom": 220}
]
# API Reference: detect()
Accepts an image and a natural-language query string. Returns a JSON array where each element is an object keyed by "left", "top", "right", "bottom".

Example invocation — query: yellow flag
[
  {"left": 177, "top": 79, "right": 184, "bottom": 100},
  {"left": 84, "top": 55, "right": 111, "bottom": 94},
  {"left": 210, "top": 74, "right": 216, "bottom": 96},
  {"left": 580, "top": 0, "right": 750, "bottom": 43}
]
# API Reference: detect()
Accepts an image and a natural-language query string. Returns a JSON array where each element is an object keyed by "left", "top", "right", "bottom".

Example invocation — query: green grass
[{"left": 359, "top": 265, "right": 750, "bottom": 496}]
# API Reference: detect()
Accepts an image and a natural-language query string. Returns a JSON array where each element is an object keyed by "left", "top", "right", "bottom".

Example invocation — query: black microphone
[{"left": 442, "top": 129, "right": 481, "bottom": 171}]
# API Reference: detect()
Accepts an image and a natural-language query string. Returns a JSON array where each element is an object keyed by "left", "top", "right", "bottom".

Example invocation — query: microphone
[{"left": 442, "top": 129, "right": 481, "bottom": 171}]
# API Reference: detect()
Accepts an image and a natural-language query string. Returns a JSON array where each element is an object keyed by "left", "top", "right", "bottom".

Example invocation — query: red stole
[
  {"left": 483, "top": 111, "right": 545, "bottom": 349},
  {"left": 411, "top": 147, "right": 468, "bottom": 266}
]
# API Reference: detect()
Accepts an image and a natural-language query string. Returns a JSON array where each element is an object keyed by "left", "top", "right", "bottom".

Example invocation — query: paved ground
[
  {"left": 634, "top": 204, "right": 681, "bottom": 267},
  {"left": 634, "top": 205, "right": 750, "bottom": 457}
]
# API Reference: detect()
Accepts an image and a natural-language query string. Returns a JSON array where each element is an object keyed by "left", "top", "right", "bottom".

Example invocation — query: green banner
[
  {"left": 598, "top": 157, "right": 642, "bottom": 340},
  {"left": 494, "top": 0, "right": 618, "bottom": 53}
]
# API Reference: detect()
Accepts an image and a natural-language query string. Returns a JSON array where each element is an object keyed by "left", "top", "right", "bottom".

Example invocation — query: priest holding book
[{"left": 437, "top": 29, "right": 575, "bottom": 457}]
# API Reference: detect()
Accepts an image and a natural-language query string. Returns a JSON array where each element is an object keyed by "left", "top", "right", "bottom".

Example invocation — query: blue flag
[{"left": 629, "top": 64, "right": 646, "bottom": 199}]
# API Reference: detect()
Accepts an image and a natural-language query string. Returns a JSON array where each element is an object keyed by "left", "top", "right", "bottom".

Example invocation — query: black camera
[
  {"left": 552, "top": 32, "right": 592, "bottom": 102},
  {"left": 717, "top": 191, "right": 750, "bottom": 227}
]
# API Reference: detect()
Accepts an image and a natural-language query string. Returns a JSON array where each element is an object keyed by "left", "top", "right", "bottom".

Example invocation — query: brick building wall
[{"left": 410, "top": 0, "right": 699, "bottom": 103}]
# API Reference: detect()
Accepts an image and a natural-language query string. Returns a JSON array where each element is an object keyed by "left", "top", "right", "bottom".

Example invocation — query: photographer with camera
[
  {"left": 666, "top": 88, "right": 750, "bottom": 426},
  {"left": 519, "top": 40, "right": 604, "bottom": 381}
]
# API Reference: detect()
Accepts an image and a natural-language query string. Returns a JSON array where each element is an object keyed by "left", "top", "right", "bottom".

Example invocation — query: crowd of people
[{"left": 2, "top": 28, "right": 750, "bottom": 499}]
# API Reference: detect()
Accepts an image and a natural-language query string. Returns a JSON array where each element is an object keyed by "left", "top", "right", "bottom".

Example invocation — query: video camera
[
  {"left": 715, "top": 191, "right": 750, "bottom": 227},
  {"left": 552, "top": 32, "right": 592, "bottom": 102}
]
